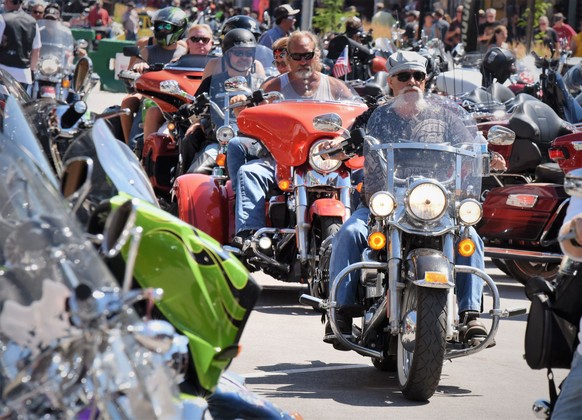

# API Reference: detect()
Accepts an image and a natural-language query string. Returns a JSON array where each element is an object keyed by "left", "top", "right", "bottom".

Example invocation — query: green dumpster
[
  {"left": 71, "top": 27, "right": 96, "bottom": 50},
  {"left": 89, "top": 38, "right": 135, "bottom": 93}
]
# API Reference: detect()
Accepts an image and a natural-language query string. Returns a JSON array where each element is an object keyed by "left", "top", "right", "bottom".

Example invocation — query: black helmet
[
  {"left": 221, "top": 15, "right": 261, "bottom": 40},
  {"left": 481, "top": 47, "right": 516, "bottom": 87},
  {"left": 153, "top": 7, "right": 187, "bottom": 47},
  {"left": 222, "top": 28, "right": 257, "bottom": 53}
]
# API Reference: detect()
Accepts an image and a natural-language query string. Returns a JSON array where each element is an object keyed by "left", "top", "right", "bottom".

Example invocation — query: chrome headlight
[
  {"left": 39, "top": 57, "right": 60, "bottom": 76},
  {"left": 458, "top": 199, "right": 482, "bottom": 225},
  {"left": 216, "top": 125, "right": 235, "bottom": 144},
  {"left": 369, "top": 191, "right": 395, "bottom": 217},
  {"left": 309, "top": 139, "right": 342, "bottom": 174},
  {"left": 406, "top": 181, "right": 447, "bottom": 221}
]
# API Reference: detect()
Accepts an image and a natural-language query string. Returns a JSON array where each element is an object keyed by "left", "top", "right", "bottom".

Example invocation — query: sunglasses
[
  {"left": 394, "top": 71, "right": 426, "bottom": 82},
  {"left": 230, "top": 50, "right": 254, "bottom": 58},
  {"left": 288, "top": 51, "right": 315, "bottom": 61},
  {"left": 188, "top": 36, "right": 211, "bottom": 44},
  {"left": 274, "top": 49, "right": 287, "bottom": 59},
  {"left": 154, "top": 22, "right": 174, "bottom": 32}
]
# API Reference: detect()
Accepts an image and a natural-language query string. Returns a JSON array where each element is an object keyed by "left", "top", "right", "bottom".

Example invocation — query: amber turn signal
[
  {"left": 278, "top": 179, "right": 292, "bottom": 191},
  {"left": 458, "top": 238, "right": 476, "bottom": 257},
  {"left": 368, "top": 231, "right": 386, "bottom": 250},
  {"left": 216, "top": 154, "right": 226, "bottom": 167},
  {"left": 61, "top": 79, "right": 70, "bottom": 88}
]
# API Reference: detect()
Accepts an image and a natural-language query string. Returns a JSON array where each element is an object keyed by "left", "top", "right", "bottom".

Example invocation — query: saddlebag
[{"left": 524, "top": 269, "right": 582, "bottom": 370}]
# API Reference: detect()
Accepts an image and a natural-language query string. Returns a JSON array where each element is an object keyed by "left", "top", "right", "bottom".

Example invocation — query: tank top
[
  {"left": 144, "top": 43, "right": 186, "bottom": 65},
  {"left": 279, "top": 73, "right": 334, "bottom": 100}
]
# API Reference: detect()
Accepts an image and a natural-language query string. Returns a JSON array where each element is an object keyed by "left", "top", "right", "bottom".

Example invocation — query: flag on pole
[{"left": 333, "top": 45, "right": 352, "bottom": 78}]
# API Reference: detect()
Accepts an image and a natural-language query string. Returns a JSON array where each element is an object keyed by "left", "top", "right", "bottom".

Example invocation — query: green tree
[{"left": 312, "top": 0, "right": 355, "bottom": 35}]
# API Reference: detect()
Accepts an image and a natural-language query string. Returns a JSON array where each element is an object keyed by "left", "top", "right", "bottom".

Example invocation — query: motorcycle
[
  {"left": 174, "top": 83, "right": 367, "bottom": 284},
  {"left": 60, "top": 119, "right": 300, "bottom": 419},
  {"left": 299, "top": 100, "right": 525, "bottom": 401},
  {"left": 0, "top": 95, "right": 209, "bottom": 418},
  {"left": 32, "top": 19, "right": 98, "bottom": 103}
]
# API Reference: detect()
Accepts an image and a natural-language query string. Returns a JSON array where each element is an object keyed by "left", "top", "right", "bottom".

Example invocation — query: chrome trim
[
  {"left": 484, "top": 246, "right": 563, "bottom": 262},
  {"left": 294, "top": 171, "right": 309, "bottom": 263}
]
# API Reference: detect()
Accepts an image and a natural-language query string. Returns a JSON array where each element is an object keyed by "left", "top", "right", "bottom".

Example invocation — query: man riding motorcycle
[
  {"left": 226, "top": 31, "right": 359, "bottom": 247},
  {"left": 323, "top": 51, "right": 505, "bottom": 349},
  {"left": 182, "top": 28, "right": 265, "bottom": 174}
]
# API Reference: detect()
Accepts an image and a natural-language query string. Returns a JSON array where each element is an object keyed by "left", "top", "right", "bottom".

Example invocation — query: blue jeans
[
  {"left": 227, "top": 136, "right": 268, "bottom": 191},
  {"left": 552, "top": 349, "right": 582, "bottom": 419},
  {"left": 329, "top": 206, "right": 484, "bottom": 315}
]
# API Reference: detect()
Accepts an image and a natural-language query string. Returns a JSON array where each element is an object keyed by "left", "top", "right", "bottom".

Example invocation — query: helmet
[
  {"left": 481, "top": 47, "right": 516, "bottom": 87},
  {"left": 221, "top": 15, "right": 261, "bottom": 40},
  {"left": 153, "top": 7, "right": 187, "bottom": 47},
  {"left": 222, "top": 28, "right": 256, "bottom": 71}
]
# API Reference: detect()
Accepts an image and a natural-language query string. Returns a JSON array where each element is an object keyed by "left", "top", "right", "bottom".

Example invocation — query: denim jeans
[
  {"left": 329, "top": 206, "right": 485, "bottom": 315},
  {"left": 227, "top": 136, "right": 267, "bottom": 191},
  {"left": 552, "top": 349, "right": 582, "bottom": 419}
]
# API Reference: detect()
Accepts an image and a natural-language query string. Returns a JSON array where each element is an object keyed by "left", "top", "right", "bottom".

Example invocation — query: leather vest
[{"left": 0, "top": 10, "right": 36, "bottom": 68}]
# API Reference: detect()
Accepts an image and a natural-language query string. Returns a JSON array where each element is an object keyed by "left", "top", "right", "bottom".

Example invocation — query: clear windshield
[
  {"left": 37, "top": 20, "right": 76, "bottom": 74},
  {"left": 0, "top": 69, "right": 31, "bottom": 103},
  {"left": 364, "top": 95, "right": 484, "bottom": 231},
  {"left": 274, "top": 73, "right": 365, "bottom": 104},
  {"left": 0, "top": 99, "right": 116, "bottom": 346},
  {"left": 62, "top": 120, "right": 158, "bottom": 206}
]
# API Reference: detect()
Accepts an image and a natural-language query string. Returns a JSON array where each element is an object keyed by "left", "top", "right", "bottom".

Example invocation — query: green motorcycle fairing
[{"left": 109, "top": 194, "right": 261, "bottom": 391}]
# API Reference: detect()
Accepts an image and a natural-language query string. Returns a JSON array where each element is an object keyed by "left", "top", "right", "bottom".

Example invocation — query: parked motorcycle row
[{"left": 2, "top": 13, "right": 582, "bottom": 416}]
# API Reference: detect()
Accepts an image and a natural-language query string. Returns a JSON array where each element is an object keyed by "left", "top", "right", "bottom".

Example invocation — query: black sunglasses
[
  {"left": 230, "top": 50, "right": 254, "bottom": 58},
  {"left": 188, "top": 36, "right": 211, "bottom": 44},
  {"left": 288, "top": 51, "right": 315, "bottom": 61},
  {"left": 395, "top": 71, "right": 426, "bottom": 82}
]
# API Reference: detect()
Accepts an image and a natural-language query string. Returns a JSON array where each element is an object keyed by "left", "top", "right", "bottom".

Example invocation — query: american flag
[{"left": 333, "top": 45, "right": 351, "bottom": 78}]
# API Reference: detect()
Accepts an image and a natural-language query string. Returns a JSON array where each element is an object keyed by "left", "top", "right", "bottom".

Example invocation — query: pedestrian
[
  {"left": 0, "top": 0, "right": 41, "bottom": 90},
  {"left": 123, "top": 1, "right": 139, "bottom": 41},
  {"left": 486, "top": 25, "right": 509, "bottom": 50},
  {"left": 432, "top": 8, "right": 449, "bottom": 44},
  {"left": 87, "top": 0, "right": 111, "bottom": 27},
  {"left": 402, "top": 9, "right": 419, "bottom": 46},
  {"left": 570, "top": 20, "right": 582, "bottom": 57},
  {"left": 552, "top": 12, "right": 576, "bottom": 46},
  {"left": 257, "top": 4, "right": 298, "bottom": 48},
  {"left": 444, "top": 5, "right": 463, "bottom": 51},
  {"left": 28, "top": 0, "right": 46, "bottom": 20},
  {"left": 534, "top": 15, "right": 560, "bottom": 51},
  {"left": 478, "top": 8, "right": 499, "bottom": 50}
]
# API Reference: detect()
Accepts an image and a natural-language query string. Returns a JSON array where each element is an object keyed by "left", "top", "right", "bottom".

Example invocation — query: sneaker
[
  {"left": 459, "top": 311, "right": 496, "bottom": 348},
  {"left": 323, "top": 315, "right": 352, "bottom": 351}
]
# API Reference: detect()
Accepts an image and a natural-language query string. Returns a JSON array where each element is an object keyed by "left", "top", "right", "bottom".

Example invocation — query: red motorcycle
[
  {"left": 174, "top": 90, "right": 367, "bottom": 287},
  {"left": 478, "top": 122, "right": 582, "bottom": 285}
]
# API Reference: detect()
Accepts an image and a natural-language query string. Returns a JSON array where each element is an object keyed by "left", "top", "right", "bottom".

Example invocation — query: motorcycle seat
[
  {"left": 488, "top": 82, "right": 515, "bottom": 103},
  {"left": 508, "top": 100, "right": 571, "bottom": 145},
  {"left": 461, "top": 87, "right": 505, "bottom": 112},
  {"left": 505, "top": 93, "right": 538, "bottom": 113},
  {"left": 535, "top": 162, "right": 565, "bottom": 184}
]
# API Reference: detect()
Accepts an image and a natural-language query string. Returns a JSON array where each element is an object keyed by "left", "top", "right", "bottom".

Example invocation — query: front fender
[
  {"left": 174, "top": 174, "right": 231, "bottom": 244},
  {"left": 406, "top": 248, "right": 455, "bottom": 288},
  {"left": 309, "top": 198, "right": 348, "bottom": 221}
]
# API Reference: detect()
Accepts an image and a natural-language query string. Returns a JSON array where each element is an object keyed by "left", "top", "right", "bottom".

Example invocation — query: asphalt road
[{"left": 88, "top": 87, "right": 567, "bottom": 420}]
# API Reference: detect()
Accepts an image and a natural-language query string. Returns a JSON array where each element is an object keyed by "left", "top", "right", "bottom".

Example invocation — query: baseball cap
[
  {"left": 553, "top": 13, "right": 565, "bottom": 22},
  {"left": 433, "top": 8, "right": 444, "bottom": 17},
  {"left": 274, "top": 4, "right": 299, "bottom": 20},
  {"left": 386, "top": 51, "right": 427, "bottom": 77}
]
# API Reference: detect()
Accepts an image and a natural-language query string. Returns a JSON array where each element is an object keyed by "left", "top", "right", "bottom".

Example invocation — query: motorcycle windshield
[
  {"left": 275, "top": 73, "right": 364, "bottom": 103},
  {"left": 364, "top": 95, "right": 484, "bottom": 233},
  {"left": 255, "top": 44, "right": 278, "bottom": 78},
  {"left": 1, "top": 95, "right": 58, "bottom": 188},
  {"left": 62, "top": 119, "right": 158, "bottom": 206},
  {"left": 0, "top": 98, "right": 116, "bottom": 351},
  {"left": 37, "top": 20, "right": 75, "bottom": 73}
]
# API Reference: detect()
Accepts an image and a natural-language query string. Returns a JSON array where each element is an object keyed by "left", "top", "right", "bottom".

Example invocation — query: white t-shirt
[{"left": 0, "top": 15, "right": 42, "bottom": 84}]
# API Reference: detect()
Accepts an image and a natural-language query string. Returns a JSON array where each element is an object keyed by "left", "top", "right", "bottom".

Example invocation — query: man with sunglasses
[
  {"left": 322, "top": 50, "right": 504, "bottom": 351},
  {"left": 0, "top": 0, "right": 41, "bottom": 90},
  {"left": 258, "top": 4, "right": 298, "bottom": 48}
]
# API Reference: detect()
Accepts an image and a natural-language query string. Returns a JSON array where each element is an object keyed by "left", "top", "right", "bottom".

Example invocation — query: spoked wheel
[
  {"left": 504, "top": 260, "right": 560, "bottom": 285},
  {"left": 397, "top": 284, "right": 448, "bottom": 401}
]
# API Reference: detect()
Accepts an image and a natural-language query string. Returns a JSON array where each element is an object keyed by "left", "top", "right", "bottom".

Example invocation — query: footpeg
[
  {"left": 491, "top": 307, "right": 528, "bottom": 318},
  {"left": 299, "top": 294, "right": 326, "bottom": 310}
]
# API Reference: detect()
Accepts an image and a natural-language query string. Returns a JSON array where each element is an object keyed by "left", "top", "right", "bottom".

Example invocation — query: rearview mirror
[
  {"left": 313, "top": 113, "right": 343, "bottom": 132},
  {"left": 487, "top": 125, "right": 515, "bottom": 146},
  {"left": 101, "top": 199, "right": 138, "bottom": 259},
  {"left": 61, "top": 157, "right": 93, "bottom": 214}
]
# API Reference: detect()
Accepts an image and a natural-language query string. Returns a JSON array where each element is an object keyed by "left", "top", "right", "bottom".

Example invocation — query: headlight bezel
[
  {"left": 458, "top": 198, "right": 482, "bottom": 225},
  {"left": 309, "top": 139, "right": 342, "bottom": 174},
  {"left": 405, "top": 180, "right": 448, "bottom": 222},
  {"left": 369, "top": 191, "right": 396, "bottom": 217},
  {"left": 216, "top": 125, "right": 235, "bottom": 145},
  {"left": 39, "top": 56, "right": 61, "bottom": 76}
]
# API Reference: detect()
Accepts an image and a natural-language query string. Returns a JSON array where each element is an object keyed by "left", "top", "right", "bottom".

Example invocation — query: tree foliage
[{"left": 312, "top": 0, "right": 356, "bottom": 34}]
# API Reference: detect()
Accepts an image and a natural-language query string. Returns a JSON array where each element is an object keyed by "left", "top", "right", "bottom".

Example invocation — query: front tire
[
  {"left": 309, "top": 216, "right": 342, "bottom": 299},
  {"left": 397, "top": 284, "right": 448, "bottom": 401},
  {"left": 504, "top": 260, "right": 559, "bottom": 285}
]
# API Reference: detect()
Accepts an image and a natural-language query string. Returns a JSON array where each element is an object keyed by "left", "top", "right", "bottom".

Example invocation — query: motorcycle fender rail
[{"left": 406, "top": 249, "right": 455, "bottom": 289}]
